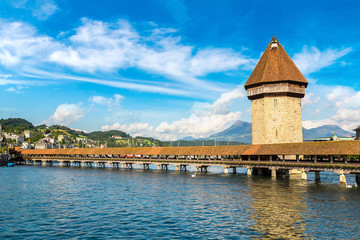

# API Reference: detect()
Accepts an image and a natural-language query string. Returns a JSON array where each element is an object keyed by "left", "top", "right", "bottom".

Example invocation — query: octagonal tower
[{"left": 245, "top": 37, "right": 308, "bottom": 144}]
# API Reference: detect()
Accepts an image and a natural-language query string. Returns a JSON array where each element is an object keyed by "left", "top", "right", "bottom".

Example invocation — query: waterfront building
[
  {"left": 244, "top": 37, "right": 308, "bottom": 144},
  {"left": 35, "top": 142, "right": 50, "bottom": 149},
  {"left": 354, "top": 126, "right": 360, "bottom": 140},
  {"left": 22, "top": 142, "right": 34, "bottom": 149},
  {"left": 304, "top": 132, "right": 355, "bottom": 142}
]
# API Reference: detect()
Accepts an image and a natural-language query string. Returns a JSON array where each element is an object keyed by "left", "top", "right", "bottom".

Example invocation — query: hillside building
[
  {"left": 24, "top": 130, "right": 34, "bottom": 139},
  {"left": 245, "top": 37, "right": 308, "bottom": 144}
]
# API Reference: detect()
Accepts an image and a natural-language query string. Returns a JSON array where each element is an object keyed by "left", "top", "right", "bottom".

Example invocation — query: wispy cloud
[
  {"left": 293, "top": 46, "right": 352, "bottom": 75},
  {"left": 0, "top": 18, "right": 251, "bottom": 96},
  {"left": 0, "top": 19, "right": 59, "bottom": 67},
  {"left": 90, "top": 94, "right": 124, "bottom": 108},
  {"left": 4, "top": 86, "right": 26, "bottom": 94},
  {"left": 7, "top": 0, "right": 58, "bottom": 20},
  {"left": 302, "top": 92, "right": 320, "bottom": 108},
  {"left": 50, "top": 18, "right": 250, "bottom": 92}
]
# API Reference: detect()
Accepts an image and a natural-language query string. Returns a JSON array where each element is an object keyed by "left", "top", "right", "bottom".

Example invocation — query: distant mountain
[
  {"left": 303, "top": 125, "right": 353, "bottom": 139},
  {"left": 209, "top": 120, "right": 252, "bottom": 143},
  {"left": 182, "top": 120, "right": 354, "bottom": 144}
]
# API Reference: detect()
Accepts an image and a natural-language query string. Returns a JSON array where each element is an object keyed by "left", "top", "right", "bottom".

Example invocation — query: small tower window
[
  {"left": 276, "top": 129, "right": 278, "bottom": 138},
  {"left": 274, "top": 99, "right": 277, "bottom": 108}
]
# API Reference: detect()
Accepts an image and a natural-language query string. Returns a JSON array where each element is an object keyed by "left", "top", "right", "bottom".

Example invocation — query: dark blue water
[{"left": 1, "top": 166, "right": 360, "bottom": 239}]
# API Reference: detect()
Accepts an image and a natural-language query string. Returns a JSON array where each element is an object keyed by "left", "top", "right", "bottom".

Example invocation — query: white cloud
[
  {"left": 302, "top": 92, "right": 320, "bottom": 108},
  {"left": 32, "top": 0, "right": 58, "bottom": 20},
  {"left": 0, "top": 19, "right": 59, "bottom": 67},
  {"left": 8, "top": 0, "right": 58, "bottom": 20},
  {"left": 332, "top": 109, "right": 360, "bottom": 122},
  {"left": 328, "top": 87, "right": 360, "bottom": 109},
  {"left": 154, "top": 86, "right": 245, "bottom": 140},
  {"left": 293, "top": 46, "right": 352, "bottom": 75},
  {"left": 4, "top": 86, "right": 26, "bottom": 94},
  {"left": 45, "top": 103, "right": 85, "bottom": 125},
  {"left": 0, "top": 74, "right": 11, "bottom": 78},
  {"left": 303, "top": 86, "right": 360, "bottom": 132},
  {"left": 90, "top": 94, "right": 124, "bottom": 108},
  {"left": 50, "top": 18, "right": 251, "bottom": 92},
  {"left": 102, "top": 122, "right": 154, "bottom": 137},
  {"left": 98, "top": 86, "right": 245, "bottom": 140},
  {"left": 155, "top": 111, "right": 241, "bottom": 140},
  {"left": 302, "top": 119, "right": 337, "bottom": 129},
  {"left": 190, "top": 48, "right": 250, "bottom": 76},
  {"left": 326, "top": 86, "right": 354, "bottom": 103}
]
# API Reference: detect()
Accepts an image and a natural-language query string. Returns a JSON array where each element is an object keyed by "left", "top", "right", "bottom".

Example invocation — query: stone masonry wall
[{"left": 252, "top": 96, "right": 303, "bottom": 144}]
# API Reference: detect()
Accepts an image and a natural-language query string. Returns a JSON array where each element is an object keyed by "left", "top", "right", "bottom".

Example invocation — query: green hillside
[{"left": 0, "top": 118, "right": 34, "bottom": 133}]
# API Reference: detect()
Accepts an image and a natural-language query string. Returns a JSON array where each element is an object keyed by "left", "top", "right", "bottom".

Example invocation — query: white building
[{"left": 24, "top": 130, "right": 34, "bottom": 139}]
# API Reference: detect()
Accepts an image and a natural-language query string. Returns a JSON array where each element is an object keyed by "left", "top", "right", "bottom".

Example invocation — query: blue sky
[{"left": 0, "top": 0, "right": 359, "bottom": 140}]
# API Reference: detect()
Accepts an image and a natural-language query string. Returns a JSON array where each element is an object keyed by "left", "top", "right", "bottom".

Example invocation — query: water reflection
[{"left": 247, "top": 177, "right": 309, "bottom": 239}]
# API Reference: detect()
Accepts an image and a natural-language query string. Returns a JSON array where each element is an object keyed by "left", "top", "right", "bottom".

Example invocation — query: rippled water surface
[{"left": 1, "top": 166, "right": 360, "bottom": 239}]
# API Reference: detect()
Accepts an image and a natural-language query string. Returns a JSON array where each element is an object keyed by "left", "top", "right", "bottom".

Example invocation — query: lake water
[{"left": 1, "top": 165, "right": 360, "bottom": 239}]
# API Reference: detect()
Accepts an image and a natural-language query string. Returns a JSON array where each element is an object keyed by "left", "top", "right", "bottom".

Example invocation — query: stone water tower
[{"left": 244, "top": 37, "right": 308, "bottom": 144}]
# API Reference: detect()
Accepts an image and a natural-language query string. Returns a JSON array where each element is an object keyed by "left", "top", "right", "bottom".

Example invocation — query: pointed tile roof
[{"left": 244, "top": 37, "right": 308, "bottom": 89}]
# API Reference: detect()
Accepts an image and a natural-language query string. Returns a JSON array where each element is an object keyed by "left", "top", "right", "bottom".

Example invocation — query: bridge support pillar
[
  {"left": 315, "top": 171, "right": 321, "bottom": 181},
  {"left": 301, "top": 171, "right": 307, "bottom": 180},
  {"left": 161, "top": 164, "right": 168, "bottom": 171},
  {"left": 113, "top": 162, "right": 120, "bottom": 169},
  {"left": 180, "top": 165, "right": 187, "bottom": 172},
  {"left": 271, "top": 168, "right": 276, "bottom": 178},
  {"left": 224, "top": 167, "right": 229, "bottom": 174},
  {"left": 196, "top": 166, "right": 208, "bottom": 173},
  {"left": 283, "top": 170, "right": 290, "bottom": 178},
  {"left": 289, "top": 169, "right": 302, "bottom": 179},
  {"left": 175, "top": 165, "right": 179, "bottom": 171},
  {"left": 232, "top": 167, "right": 236, "bottom": 174},
  {"left": 125, "top": 163, "right": 133, "bottom": 169},
  {"left": 247, "top": 168, "right": 252, "bottom": 175},
  {"left": 356, "top": 174, "right": 360, "bottom": 186},
  {"left": 339, "top": 171, "right": 346, "bottom": 184}
]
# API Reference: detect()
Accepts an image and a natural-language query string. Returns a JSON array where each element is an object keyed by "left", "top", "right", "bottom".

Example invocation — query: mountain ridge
[{"left": 182, "top": 120, "right": 355, "bottom": 143}]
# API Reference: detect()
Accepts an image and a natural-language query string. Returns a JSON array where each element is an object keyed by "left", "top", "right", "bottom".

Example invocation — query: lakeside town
[{"left": 0, "top": 118, "right": 169, "bottom": 154}]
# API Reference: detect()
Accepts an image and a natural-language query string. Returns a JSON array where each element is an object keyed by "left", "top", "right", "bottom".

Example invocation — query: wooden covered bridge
[{"left": 18, "top": 140, "right": 360, "bottom": 184}]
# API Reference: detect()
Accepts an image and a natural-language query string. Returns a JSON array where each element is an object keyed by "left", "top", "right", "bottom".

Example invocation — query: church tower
[{"left": 245, "top": 37, "right": 308, "bottom": 144}]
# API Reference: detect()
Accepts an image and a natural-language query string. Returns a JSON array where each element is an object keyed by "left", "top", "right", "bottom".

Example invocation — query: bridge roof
[{"left": 21, "top": 140, "right": 360, "bottom": 156}]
